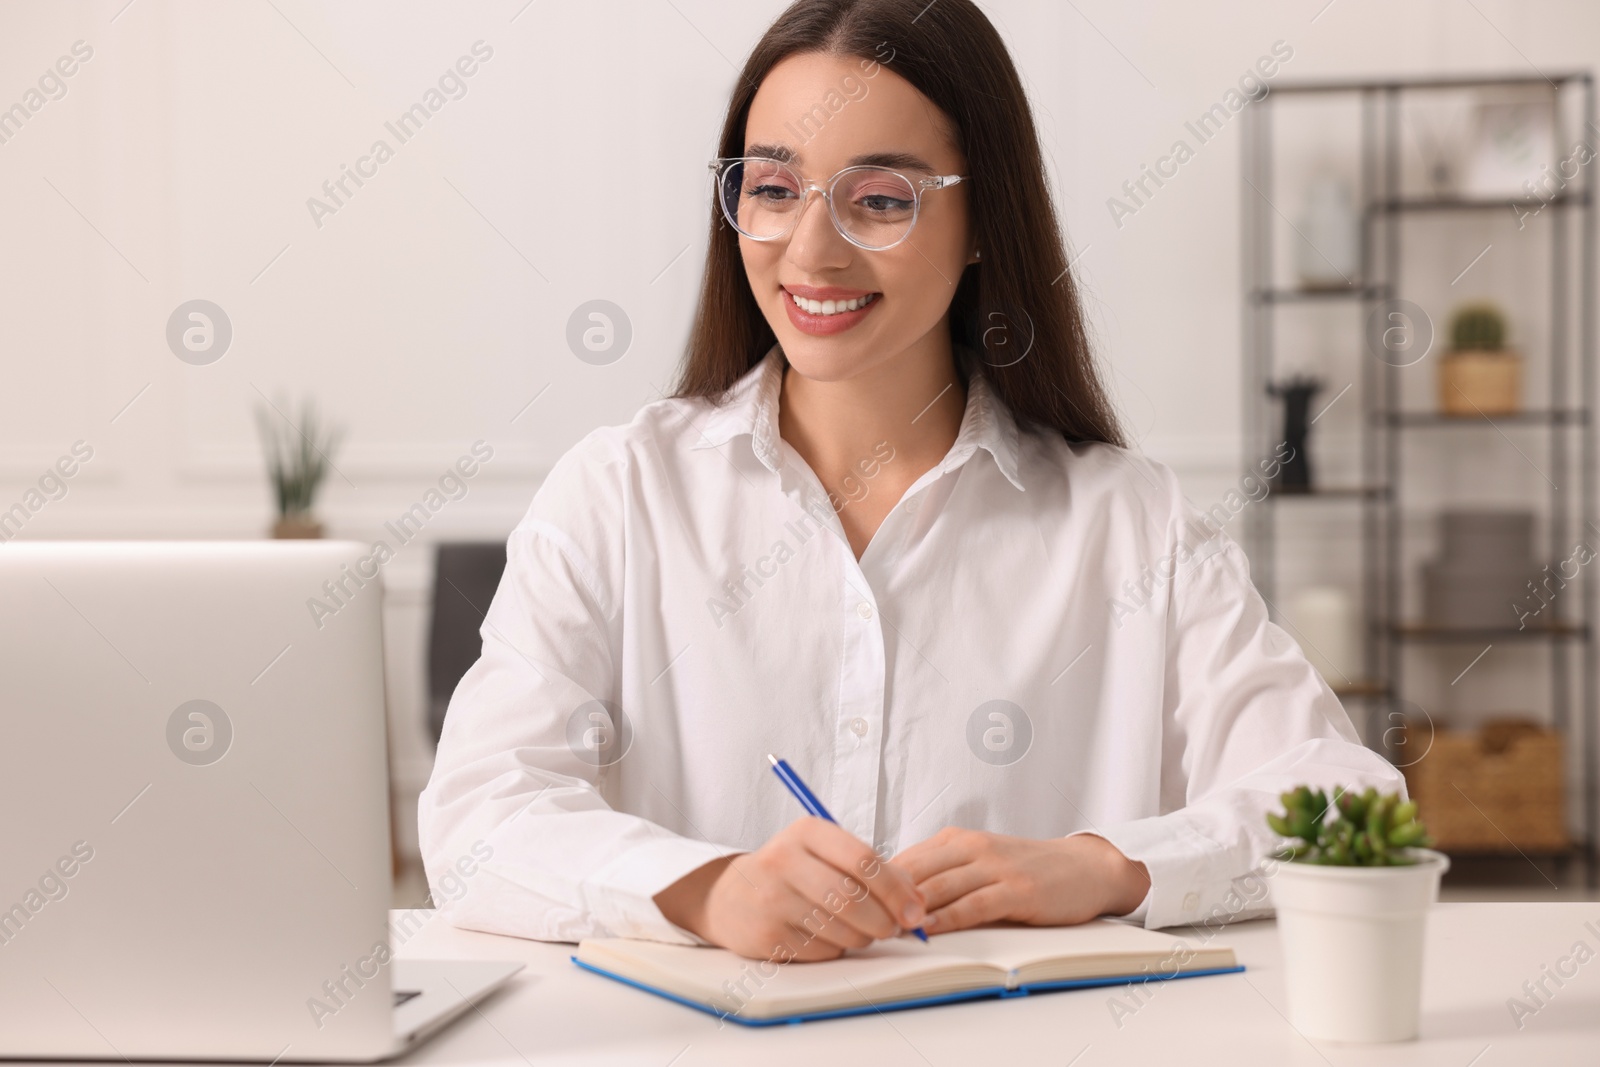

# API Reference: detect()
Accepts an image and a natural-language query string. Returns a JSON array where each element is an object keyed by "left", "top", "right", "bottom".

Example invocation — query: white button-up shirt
[{"left": 418, "top": 344, "right": 1404, "bottom": 945}]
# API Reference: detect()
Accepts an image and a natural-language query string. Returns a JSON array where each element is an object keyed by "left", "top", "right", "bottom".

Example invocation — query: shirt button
[
  {"left": 856, "top": 602, "right": 874, "bottom": 620},
  {"left": 850, "top": 717, "right": 869, "bottom": 737},
  {"left": 1182, "top": 891, "right": 1200, "bottom": 911}
]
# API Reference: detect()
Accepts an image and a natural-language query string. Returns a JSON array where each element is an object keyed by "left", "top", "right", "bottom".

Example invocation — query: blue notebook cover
[{"left": 571, "top": 955, "right": 1246, "bottom": 1027}]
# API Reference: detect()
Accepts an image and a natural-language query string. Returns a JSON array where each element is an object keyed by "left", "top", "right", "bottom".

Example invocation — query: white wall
[{"left": 3, "top": 0, "right": 1598, "bottom": 860}]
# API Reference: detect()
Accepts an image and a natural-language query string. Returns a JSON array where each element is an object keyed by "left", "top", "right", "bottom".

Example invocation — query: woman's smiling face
[{"left": 738, "top": 52, "right": 975, "bottom": 383}]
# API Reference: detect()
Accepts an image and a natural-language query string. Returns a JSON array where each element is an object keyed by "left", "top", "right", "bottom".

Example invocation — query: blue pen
[{"left": 767, "top": 754, "right": 928, "bottom": 942}]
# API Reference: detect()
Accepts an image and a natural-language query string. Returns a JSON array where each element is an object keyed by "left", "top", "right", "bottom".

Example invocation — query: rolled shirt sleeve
[
  {"left": 416, "top": 430, "right": 742, "bottom": 946},
  {"left": 1069, "top": 475, "right": 1406, "bottom": 931}
]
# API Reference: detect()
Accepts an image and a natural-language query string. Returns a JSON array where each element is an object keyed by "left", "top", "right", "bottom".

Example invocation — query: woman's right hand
[{"left": 653, "top": 816, "right": 928, "bottom": 962}]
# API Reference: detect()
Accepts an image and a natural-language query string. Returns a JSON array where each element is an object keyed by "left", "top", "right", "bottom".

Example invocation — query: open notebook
[{"left": 572, "top": 919, "right": 1242, "bottom": 1026}]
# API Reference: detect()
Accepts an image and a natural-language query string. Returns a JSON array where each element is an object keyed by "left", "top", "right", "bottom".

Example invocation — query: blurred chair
[{"left": 427, "top": 541, "right": 507, "bottom": 746}]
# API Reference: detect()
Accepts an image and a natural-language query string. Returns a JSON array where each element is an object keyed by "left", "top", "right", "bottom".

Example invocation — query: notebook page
[
  {"left": 919, "top": 920, "right": 1207, "bottom": 976},
  {"left": 577, "top": 936, "right": 1003, "bottom": 1017}
]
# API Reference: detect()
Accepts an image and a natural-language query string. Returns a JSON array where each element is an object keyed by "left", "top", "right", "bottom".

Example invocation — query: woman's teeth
[{"left": 788, "top": 291, "right": 877, "bottom": 316}]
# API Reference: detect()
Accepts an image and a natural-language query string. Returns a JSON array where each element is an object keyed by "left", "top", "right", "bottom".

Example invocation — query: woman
[{"left": 419, "top": 0, "right": 1403, "bottom": 963}]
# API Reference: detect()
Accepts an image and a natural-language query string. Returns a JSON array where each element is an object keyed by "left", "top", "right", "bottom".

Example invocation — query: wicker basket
[
  {"left": 1438, "top": 349, "right": 1520, "bottom": 414},
  {"left": 1399, "top": 717, "right": 1568, "bottom": 852}
]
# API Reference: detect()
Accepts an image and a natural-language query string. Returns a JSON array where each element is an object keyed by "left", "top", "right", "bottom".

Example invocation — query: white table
[{"left": 394, "top": 902, "right": 1600, "bottom": 1065}]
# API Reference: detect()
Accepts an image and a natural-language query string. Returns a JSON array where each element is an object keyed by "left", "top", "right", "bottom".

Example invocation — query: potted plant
[
  {"left": 1439, "top": 302, "right": 1519, "bottom": 415},
  {"left": 253, "top": 396, "right": 343, "bottom": 539},
  {"left": 1266, "top": 786, "right": 1449, "bottom": 1043}
]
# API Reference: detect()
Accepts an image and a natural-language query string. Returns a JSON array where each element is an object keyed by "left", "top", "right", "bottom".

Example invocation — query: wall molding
[{"left": 175, "top": 441, "right": 553, "bottom": 483}]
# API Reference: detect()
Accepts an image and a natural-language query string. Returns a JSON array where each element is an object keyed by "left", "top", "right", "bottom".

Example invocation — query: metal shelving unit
[{"left": 1240, "top": 72, "right": 1598, "bottom": 885}]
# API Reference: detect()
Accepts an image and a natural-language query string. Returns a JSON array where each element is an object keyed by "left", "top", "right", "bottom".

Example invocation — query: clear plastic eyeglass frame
[{"left": 709, "top": 156, "right": 968, "bottom": 251}]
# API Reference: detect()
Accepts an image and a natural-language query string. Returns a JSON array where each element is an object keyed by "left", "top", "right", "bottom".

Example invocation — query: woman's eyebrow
[{"left": 744, "top": 143, "right": 939, "bottom": 173}]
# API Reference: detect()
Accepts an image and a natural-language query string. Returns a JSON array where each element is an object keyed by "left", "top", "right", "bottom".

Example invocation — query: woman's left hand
[{"left": 890, "top": 828, "right": 1151, "bottom": 934}]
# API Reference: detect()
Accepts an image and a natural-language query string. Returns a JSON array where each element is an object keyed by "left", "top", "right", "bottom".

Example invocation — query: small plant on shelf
[
  {"left": 1449, "top": 301, "right": 1506, "bottom": 352},
  {"left": 1440, "top": 301, "right": 1519, "bottom": 415}
]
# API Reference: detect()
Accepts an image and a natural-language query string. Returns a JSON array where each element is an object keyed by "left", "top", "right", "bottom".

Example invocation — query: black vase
[{"left": 1266, "top": 375, "right": 1324, "bottom": 493}]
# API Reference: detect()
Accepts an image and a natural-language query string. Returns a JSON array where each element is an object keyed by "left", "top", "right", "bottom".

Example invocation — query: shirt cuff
[
  {"left": 1066, "top": 819, "right": 1226, "bottom": 930},
  {"left": 585, "top": 836, "right": 747, "bottom": 945},
  {"left": 1115, "top": 885, "right": 1153, "bottom": 924}
]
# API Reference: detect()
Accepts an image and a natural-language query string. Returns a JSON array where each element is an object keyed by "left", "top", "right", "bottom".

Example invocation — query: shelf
[
  {"left": 1331, "top": 680, "right": 1389, "bottom": 699},
  {"left": 1388, "top": 622, "right": 1589, "bottom": 641},
  {"left": 1380, "top": 409, "right": 1588, "bottom": 427},
  {"left": 1370, "top": 193, "right": 1591, "bottom": 214},
  {"left": 1263, "top": 485, "right": 1389, "bottom": 500},
  {"left": 1242, "top": 71, "right": 1599, "bottom": 891},
  {"left": 1251, "top": 285, "right": 1388, "bottom": 304},
  {"left": 1435, "top": 844, "right": 1578, "bottom": 859},
  {"left": 1273, "top": 72, "right": 1590, "bottom": 95}
]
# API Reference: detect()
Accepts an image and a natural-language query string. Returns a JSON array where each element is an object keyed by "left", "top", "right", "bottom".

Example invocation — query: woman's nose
[{"left": 786, "top": 187, "right": 852, "bottom": 268}]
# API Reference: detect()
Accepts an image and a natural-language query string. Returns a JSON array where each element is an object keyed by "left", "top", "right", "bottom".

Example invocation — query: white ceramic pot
[{"left": 1268, "top": 848, "right": 1450, "bottom": 1043}]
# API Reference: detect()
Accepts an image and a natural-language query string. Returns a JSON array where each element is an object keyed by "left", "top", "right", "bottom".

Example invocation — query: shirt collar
[{"left": 688, "top": 343, "right": 1026, "bottom": 492}]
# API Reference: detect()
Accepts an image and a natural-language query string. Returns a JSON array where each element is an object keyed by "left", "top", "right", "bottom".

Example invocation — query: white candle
[{"left": 1287, "top": 586, "right": 1359, "bottom": 688}]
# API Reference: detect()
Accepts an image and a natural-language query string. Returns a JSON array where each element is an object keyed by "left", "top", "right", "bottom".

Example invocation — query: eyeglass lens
[{"left": 718, "top": 159, "right": 918, "bottom": 249}]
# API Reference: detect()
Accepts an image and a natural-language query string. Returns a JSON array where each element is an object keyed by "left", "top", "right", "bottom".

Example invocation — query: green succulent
[
  {"left": 253, "top": 396, "right": 343, "bottom": 519},
  {"left": 1267, "top": 785, "right": 1433, "bottom": 866},
  {"left": 1449, "top": 302, "right": 1507, "bottom": 352}
]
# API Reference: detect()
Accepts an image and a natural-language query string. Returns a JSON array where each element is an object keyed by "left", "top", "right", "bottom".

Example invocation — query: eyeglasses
[{"left": 709, "top": 156, "right": 968, "bottom": 251}]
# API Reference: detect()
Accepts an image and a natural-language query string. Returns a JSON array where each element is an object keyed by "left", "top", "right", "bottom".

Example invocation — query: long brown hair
[{"left": 671, "top": 0, "right": 1126, "bottom": 448}]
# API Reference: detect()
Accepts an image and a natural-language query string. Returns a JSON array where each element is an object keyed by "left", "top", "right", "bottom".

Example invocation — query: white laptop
[{"left": 0, "top": 540, "right": 521, "bottom": 1061}]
